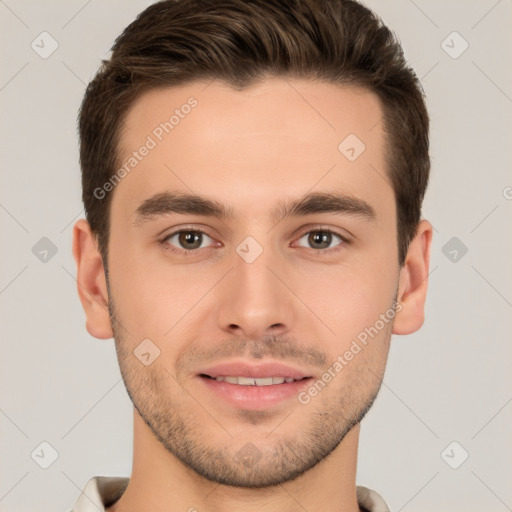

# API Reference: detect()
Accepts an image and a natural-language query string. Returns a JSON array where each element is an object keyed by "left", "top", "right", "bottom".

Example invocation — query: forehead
[{"left": 114, "top": 77, "right": 391, "bottom": 223}]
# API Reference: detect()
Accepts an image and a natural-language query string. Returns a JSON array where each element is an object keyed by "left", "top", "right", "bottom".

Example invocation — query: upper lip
[{"left": 198, "top": 360, "right": 312, "bottom": 380}]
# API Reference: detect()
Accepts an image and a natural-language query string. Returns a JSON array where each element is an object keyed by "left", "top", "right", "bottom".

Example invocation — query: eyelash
[{"left": 159, "top": 226, "right": 350, "bottom": 257}]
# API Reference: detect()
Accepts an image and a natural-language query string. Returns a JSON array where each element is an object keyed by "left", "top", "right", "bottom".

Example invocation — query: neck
[{"left": 107, "top": 409, "right": 362, "bottom": 512}]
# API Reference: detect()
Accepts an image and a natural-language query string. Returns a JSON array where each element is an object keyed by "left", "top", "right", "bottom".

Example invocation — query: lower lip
[{"left": 198, "top": 376, "right": 312, "bottom": 410}]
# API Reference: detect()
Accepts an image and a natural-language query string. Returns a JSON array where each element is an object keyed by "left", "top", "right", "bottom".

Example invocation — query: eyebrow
[{"left": 131, "top": 190, "right": 376, "bottom": 227}]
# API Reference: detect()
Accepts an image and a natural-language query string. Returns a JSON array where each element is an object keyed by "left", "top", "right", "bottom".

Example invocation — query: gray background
[{"left": 1, "top": 0, "right": 511, "bottom": 511}]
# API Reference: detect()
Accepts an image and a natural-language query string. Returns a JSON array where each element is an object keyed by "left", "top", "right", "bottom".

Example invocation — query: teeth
[
  {"left": 238, "top": 376, "right": 256, "bottom": 386},
  {"left": 212, "top": 376, "right": 298, "bottom": 386}
]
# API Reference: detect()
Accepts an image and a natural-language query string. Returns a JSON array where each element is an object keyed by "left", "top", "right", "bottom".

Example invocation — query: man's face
[{"left": 106, "top": 78, "right": 401, "bottom": 487}]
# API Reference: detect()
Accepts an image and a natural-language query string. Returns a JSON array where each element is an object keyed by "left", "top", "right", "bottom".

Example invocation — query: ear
[
  {"left": 392, "top": 219, "right": 433, "bottom": 335},
  {"left": 72, "top": 218, "right": 114, "bottom": 340}
]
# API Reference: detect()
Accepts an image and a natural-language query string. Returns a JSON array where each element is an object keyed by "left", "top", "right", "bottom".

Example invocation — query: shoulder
[
  {"left": 70, "top": 476, "right": 129, "bottom": 512},
  {"left": 356, "top": 485, "right": 391, "bottom": 512}
]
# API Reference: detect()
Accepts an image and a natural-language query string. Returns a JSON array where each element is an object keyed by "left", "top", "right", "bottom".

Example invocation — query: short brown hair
[{"left": 78, "top": 0, "right": 430, "bottom": 267}]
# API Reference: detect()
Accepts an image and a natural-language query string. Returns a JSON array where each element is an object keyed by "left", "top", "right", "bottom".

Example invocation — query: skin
[{"left": 73, "top": 77, "right": 432, "bottom": 512}]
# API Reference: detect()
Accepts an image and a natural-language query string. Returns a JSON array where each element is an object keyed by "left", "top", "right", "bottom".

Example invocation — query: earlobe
[
  {"left": 392, "top": 219, "right": 433, "bottom": 335},
  {"left": 72, "top": 219, "right": 114, "bottom": 340}
]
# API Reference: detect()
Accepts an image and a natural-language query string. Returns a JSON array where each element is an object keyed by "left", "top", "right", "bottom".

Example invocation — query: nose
[{"left": 215, "top": 243, "right": 296, "bottom": 340}]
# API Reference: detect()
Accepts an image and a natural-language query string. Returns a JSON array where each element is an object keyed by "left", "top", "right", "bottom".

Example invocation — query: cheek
[
  {"left": 107, "top": 245, "right": 167, "bottom": 335},
  {"left": 300, "top": 260, "right": 397, "bottom": 330},
  {"left": 307, "top": 269, "right": 395, "bottom": 394},
  {"left": 109, "top": 246, "right": 215, "bottom": 342}
]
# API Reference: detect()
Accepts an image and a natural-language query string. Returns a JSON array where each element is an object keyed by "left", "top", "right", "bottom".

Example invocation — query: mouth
[
  {"left": 196, "top": 361, "right": 314, "bottom": 410},
  {"left": 198, "top": 374, "right": 313, "bottom": 410},
  {"left": 199, "top": 374, "right": 310, "bottom": 386}
]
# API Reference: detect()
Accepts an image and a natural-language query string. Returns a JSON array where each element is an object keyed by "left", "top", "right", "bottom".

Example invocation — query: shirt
[{"left": 70, "top": 476, "right": 391, "bottom": 512}]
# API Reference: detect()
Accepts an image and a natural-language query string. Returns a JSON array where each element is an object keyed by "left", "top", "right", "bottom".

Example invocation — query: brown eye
[
  {"left": 296, "top": 230, "right": 346, "bottom": 251},
  {"left": 309, "top": 231, "right": 333, "bottom": 249},
  {"left": 178, "top": 231, "right": 202, "bottom": 249},
  {"left": 163, "top": 230, "right": 213, "bottom": 251}
]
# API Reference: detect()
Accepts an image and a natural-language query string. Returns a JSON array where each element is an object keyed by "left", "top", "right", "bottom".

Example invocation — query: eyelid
[
  {"left": 158, "top": 223, "right": 216, "bottom": 238},
  {"left": 292, "top": 224, "right": 352, "bottom": 243}
]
